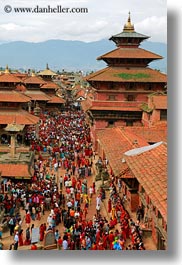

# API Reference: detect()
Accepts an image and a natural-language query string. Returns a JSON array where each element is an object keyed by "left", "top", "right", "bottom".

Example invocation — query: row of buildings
[
  {"left": 0, "top": 13, "right": 167, "bottom": 250},
  {"left": 76, "top": 13, "right": 167, "bottom": 250}
]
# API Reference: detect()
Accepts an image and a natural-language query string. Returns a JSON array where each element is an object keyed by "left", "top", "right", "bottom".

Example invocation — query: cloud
[
  {"left": 135, "top": 16, "right": 167, "bottom": 42},
  {"left": 0, "top": 0, "right": 167, "bottom": 43}
]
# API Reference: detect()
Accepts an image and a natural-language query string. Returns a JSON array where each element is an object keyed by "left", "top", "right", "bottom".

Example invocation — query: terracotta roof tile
[
  {"left": 23, "top": 75, "right": 46, "bottom": 85},
  {"left": 0, "top": 109, "right": 39, "bottom": 125},
  {"left": 13, "top": 73, "right": 28, "bottom": 79},
  {"left": 0, "top": 73, "right": 22, "bottom": 83},
  {"left": 96, "top": 128, "right": 148, "bottom": 176},
  {"left": 24, "top": 91, "right": 51, "bottom": 101},
  {"left": 47, "top": 96, "right": 65, "bottom": 104},
  {"left": 97, "top": 48, "right": 163, "bottom": 60},
  {"left": 41, "top": 81, "right": 59, "bottom": 90},
  {"left": 90, "top": 106, "right": 141, "bottom": 111},
  {"left": 91, "top": 100, "right": 142, "bottom": 111},
  {"left": 124, "top": 142, "right": 167, "bottom": 222},
  {"left": 81, "top": 98, "right": 142, "bottom": 112},
  {"left": 0, "top": 91, "right": 31, "bottom": 103},
  {"left": 123, "top": 126, "right": 167, "bottom": 143},
  {"left": 86, "top": 67, "right": 167, "bottom": 83}
]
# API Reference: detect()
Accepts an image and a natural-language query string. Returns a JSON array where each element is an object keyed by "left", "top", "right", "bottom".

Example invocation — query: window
[
  {"left": 108, "top": 95, "right": 116, "bottom": 101},
  {"left": 126, "top": 120, "right": 133, "bottom": 126},
  {"left": 144, "top": 83, "right": 153, "bottom": 90},
  {"left": 108, "top": 120, "right": 115, "bottom": 127},
  {"left": 160, "top": 110, "right": 167, "bottom": 120},
  {"left": 108, "top": 82, "right": 115, "bottom": 89},
  {"left": 127, "top": 95, "right": 135, "bottom": 101},
  {"left": 126, "top": 83, "right": 136, "bottom": 90}
]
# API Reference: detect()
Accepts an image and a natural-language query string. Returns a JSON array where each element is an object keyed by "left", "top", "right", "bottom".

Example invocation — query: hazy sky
[{"left": 0, "top": 0, "right": 167, "bottom": 43}]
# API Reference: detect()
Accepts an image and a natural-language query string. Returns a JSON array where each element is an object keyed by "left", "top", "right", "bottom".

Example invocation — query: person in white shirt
[
  {"left": 89, "top": 186, "right": 93, "bottom": 198},
  {"left": 96, "top": 194, "right": 101, "bottom": 207},
  {"left": 62, "top": 239, "right": 68, "bottom": 250},
  {"left": 47, "top": 214, "right": 52, "bottom": 227},
  {"left": 66, "top": 200, "right": 72, "bottom": 210},
  {"left": 14, "top": 232, "right": 19, "bottom": 250}
]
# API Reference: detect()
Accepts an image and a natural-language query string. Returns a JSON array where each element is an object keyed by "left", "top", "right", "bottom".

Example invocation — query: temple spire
[
  {"left": 46, "top": 63, "right": 49, "bottom": 70},
  {"left": 31, "top": 69, "right": 36, "bottom": 76},
  {"left": 123, "top": 12, "right": 135, "bottom": 32},
  {"left": 5, "top": 64, "right": 10, "bottom": 74}
]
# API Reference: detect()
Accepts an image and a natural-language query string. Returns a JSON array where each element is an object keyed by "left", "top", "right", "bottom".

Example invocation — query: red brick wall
[
  {"left": 142, "top": 112, "right": 150, "bottom": 126},
  {"left": 96, "top": 91, "right": 149, "bottom": 102},
  {"left": 124, "top": 187, "right": 139, "bottom": 212},
  {"left": 151, "top": 110, "right": 161, "bottom": 124},
  {"left": 133, "top": 121, "right": 143, "bottom": 126},
  {"left": 115, "top": 120, "right": 126, "bottom": 126},
  {"left": 135, "top": 94, "right": 148, "bottom": 101},
  {"left": 95, "top": 120, "right": 108, "bottom": 129}
]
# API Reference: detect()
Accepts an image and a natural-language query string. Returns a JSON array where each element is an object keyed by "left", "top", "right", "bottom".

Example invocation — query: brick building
[
  {"left": 123, "top": 142, "right": 167, "bottom": 250},
  {"left": 82, "top": 13, "right": 167, "bottom": 148},
  {"left": 96, "top": 129, "right": 167, "bottom": 250},
  {"left": 0, "top": 67, "right": 39, "bottom": 188}
]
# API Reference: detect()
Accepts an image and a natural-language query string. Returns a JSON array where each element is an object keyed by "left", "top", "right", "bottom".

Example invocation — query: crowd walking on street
[{"left": 0, "top": 110, "right": 146, "bottom": 250}]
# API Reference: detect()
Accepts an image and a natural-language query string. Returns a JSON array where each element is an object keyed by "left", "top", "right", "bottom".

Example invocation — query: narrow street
[{"left": 1, "top": 109, "right": 156, "bottom": 250}]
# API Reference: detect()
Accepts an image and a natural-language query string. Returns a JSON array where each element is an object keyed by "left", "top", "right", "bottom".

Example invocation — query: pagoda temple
[
  {"left": 83, "top": 13, "right": 167, "bottom": 147},
  {"left": 37, "top": 63, "right": 58, "bottom": 81},
  {"left": 37, "top": 64, "right": 65, "bottom": 110},
  {"left": 0, "top": 66, "right": 39, "bottom": 185}
]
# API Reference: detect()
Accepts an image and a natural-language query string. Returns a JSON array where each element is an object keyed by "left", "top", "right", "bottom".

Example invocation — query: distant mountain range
[{"left": 0, "top": 39, "right": 167, "bottom": 73}]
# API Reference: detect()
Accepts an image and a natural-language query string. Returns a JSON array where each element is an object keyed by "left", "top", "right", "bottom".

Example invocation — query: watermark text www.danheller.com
[{"left": 4, "top": 5, "right": 89, "bottom": 14}]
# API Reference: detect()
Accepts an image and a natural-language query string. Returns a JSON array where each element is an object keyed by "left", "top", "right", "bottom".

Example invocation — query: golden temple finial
[
  {"left": 5, "top": 64, "right": 10, "bottom": 74},
  {"left": 123, "top": 12, "right": 135, "bottom": 32},
  {"left": 31, "top": 69, "right": 36, "bottom": 76},
  {"left": 128, "top": 11, "right": 131, "bottom": 22}
]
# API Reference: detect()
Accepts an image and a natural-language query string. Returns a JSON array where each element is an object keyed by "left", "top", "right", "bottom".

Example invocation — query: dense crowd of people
[{"left": 0, "top": 110, "right": 146, "bottom": 250}]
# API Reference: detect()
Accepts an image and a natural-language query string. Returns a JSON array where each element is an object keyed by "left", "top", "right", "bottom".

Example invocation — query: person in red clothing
[
  {"left": 25, "top": 211, "right": 31, "bottom": 227},
  {"left": 97, "top": 240, "right": 104, "bottom": 250},
  {"left": 108, "top": 231, "right": 115, "bottom": 250},
  {"left": 39, "top": 224, "right": 45, "bottom": 241},
  {"left": 57, "top": 236, "right": 63, "bottom": 250},
  {"left": 92, "top": 182, "right": 96, "bottom": 194},
  {"left": 102, "top": 232, "right": 109, "bottom": 250},
  {"left": 91, "top": 242, "right": 97, "bottom": 250},
  {"left": 95, "top": 229, "right": 101, "bottom": 244},
  {"left": 30, "top": 243, "right": 38, "bottom": 250},
  {"left": 109, "top": 218, "right": 115, "bottom": 230}
]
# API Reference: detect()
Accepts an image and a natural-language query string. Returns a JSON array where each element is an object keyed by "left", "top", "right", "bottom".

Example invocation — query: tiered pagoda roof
[
  {"left": 23, "top": 74, "right": 46, "bottom": 85},
  {"left": 38, "top": 63, "right": 57, "bottom": 77},
  {"left": 0, "top": 72, "right": 22, "bottom": 84},
  {"left": 23, "top": 90, "right": 51, "bottom": 101},
  {"left": 0, "top": 109, "right": 39, "bottom": 125},
  {"left": 0, "top": 90, "right": 31, "bottom": 103},
  {"left": 41, "top": 81, "right": 60, "bottom": 90},
  {"left": 97, "top": 47, "right": 162, "bottom": 62},
  {"left": 109, "top": 12, "right": 149, "bottom": 47},
  {"left": 86, "top": 67, "right": 166, "bottom": 83}
]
